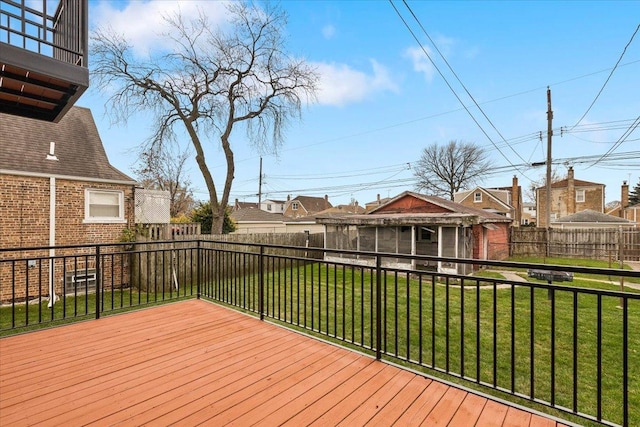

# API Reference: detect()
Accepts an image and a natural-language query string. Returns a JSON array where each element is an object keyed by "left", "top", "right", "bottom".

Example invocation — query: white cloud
[
  {"left": 322, "top": 24, "right": 336, "bottom": 39},
  {"left": 403, "top": 46, "right": 434, "bottom": 82},
  {"left": 313, "top": 60, "right": 398, "bottom": 107},
  {"left": 91, "top": 0, "right": 229, "bottom": 57}
]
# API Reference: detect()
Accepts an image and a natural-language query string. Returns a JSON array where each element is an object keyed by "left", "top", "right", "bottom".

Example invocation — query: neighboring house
[
  {"left": 608, "top": 181, "right": 640, "bottom": 223},
  {"left": 233, "top": 200, "right": 259, "bottom": 211},
  {"left": 283, "top": 195, "right": 332, "bottom": 218},
  {"left": 454, "top": 176, "right": 523, "bottom": 226},
  {"left": 552, "top": 210, "right": 636, "bottom": 229},
  {"left": 317, "top": 191, "right": 512, "bottom": 275},
  {"left": 260, "top": 199, "right": 286, "bottom": 213},
  {"left": 230, "top": 201, "right": 362, "bottom": 235},
  {"left": 365, "top": 194, "right": 392, "bottom": 212},
  {"left": 0, "top": 106, "right": 137, "bottom": 302},
  {"left": 230, "top": 208, "right": 287, "bottom": 234},
  {"left": 521, "top": 202, "right": 537, "bottom": 226},
  {"left": 536, "top": 166, "right": 605, "bottom": 228}
]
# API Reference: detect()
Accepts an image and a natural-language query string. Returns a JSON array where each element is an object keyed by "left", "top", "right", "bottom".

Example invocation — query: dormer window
[{"left": 474, "top": 192, "right": 482, "bottom": 202}]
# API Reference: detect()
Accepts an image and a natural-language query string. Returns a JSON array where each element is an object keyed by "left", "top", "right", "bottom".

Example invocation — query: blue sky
[{"left": 77, "top": 0, "right": 640, "bottom": 207}]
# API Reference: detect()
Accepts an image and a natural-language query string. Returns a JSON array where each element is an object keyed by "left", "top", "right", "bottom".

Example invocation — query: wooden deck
[{"left": 0, "top": 300, "right": 571, "bottom": 426}]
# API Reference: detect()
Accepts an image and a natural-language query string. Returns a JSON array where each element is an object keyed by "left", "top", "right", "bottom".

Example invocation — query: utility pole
[
  {"left": 546, "top": 87, "right": 553, "bottom": 256},
  {"left": 258, "top": 157, "right": 263, "bottom": 207}
]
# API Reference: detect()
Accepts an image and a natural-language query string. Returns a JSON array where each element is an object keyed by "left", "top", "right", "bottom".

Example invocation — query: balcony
[
  {"left": 1, "top": 300, "right": 570, "bottom": 426},
  {"left": 0, "top": 0, "right": 88, "bottom": 122},
  {"left": 1, "top": 240, "right": 639, "bottom": 426}
]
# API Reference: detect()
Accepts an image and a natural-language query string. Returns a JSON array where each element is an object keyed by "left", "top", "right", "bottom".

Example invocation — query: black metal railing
[
  {"left": 0, "top": 0, "right": 87, "bottom": 65},
  {"left": 1, "top": 239, "right": 638, "bottom": 426},
  {"left": 0, "top": 240, "right": 199, "bottom": 331}
]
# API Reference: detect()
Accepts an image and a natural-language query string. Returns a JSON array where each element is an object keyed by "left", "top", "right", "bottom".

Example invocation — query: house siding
[{"left": 457, "top": 196, "right": 512, "bottom": 217}]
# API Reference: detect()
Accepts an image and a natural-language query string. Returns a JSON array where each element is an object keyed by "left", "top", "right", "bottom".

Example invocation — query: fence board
[{"left": 511, "top": 227, "right": 640, "bottom": 261}]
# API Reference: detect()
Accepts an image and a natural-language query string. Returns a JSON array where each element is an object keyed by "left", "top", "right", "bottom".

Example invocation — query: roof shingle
[{"left": 0, "top": 106, "right": 134, "bottom": 183}]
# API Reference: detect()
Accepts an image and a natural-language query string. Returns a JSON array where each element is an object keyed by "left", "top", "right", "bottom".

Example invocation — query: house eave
[
  {"left": 1, "top": 169, "right": 137, "bottom": 186},
  {"left": 316, "top": 213, "right": 508, "bottom": 227}
]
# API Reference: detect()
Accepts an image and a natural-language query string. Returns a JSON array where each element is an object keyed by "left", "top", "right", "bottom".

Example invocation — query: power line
[
  {"left": 400, "top": 0, "right": 529, "bottom": 166},
  {"left": 570, "top": 23, "right": 640, "bottom": 130},
  {"left": 388, "top": 0, "right": 528, "bottom": 178},
  {"left": 587, "top": 116, "right": 640, "bottom": 168}
]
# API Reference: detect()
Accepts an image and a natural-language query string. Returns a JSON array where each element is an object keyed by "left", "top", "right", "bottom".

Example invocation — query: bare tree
[
  {"left": 91, "top": 2, "right": 318, "bottom": 233},
  {"left": 134, "top": 144, "right": 195, "bottom": 219},
  {"left": 413, "top": 140, "right": 493, "bottom": 200}
]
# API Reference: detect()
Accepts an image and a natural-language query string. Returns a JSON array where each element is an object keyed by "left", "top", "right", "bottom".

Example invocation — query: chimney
[
  {"left": 46, "top": 141, "right": 58, "bottom": 161},
  {"left": 621, "top": 180, "right": 629, "bottom": 218},
  {"left": 287, "top": 194, "right": 291, "bottom": 202},
  {"left": 235, "top": 198, "right": 239, "bottom": 210},
  {"left": 567, "top": 166, "right": 575, "bottom": 214},
  {"left": 512, "top": 175, "right": 521, "bottom": 225},
  {"left": 377, "top": 193, "right": 381, "bottom": 205}
]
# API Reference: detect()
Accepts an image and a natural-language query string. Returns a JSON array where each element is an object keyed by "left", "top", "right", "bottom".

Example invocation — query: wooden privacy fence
[
  {"left": 511, "top": 227, "right": 640, "bottom": 261},
  {"left": 130, "top": 233, "right": 325, "bottom": 291}
]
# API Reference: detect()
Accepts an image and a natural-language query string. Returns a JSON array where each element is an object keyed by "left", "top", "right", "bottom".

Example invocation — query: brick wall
[
  {"left": 537, "top": 184, "right": 604, "bottom": 228},
  {"left": 1, "top": 174, "right": 134, "bottom": 302}
]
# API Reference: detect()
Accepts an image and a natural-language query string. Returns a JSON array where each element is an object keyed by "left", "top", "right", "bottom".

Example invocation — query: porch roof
[{"left": 316, "top": 212, "right": 493, "bottom": 226}]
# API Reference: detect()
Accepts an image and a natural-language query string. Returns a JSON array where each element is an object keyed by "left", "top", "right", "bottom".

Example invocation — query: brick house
[
  {"left": 317, "top": 191, "right": 512, "bottom": 274},
  {"left": 283, "top": 195, "right": 332, "bottom": 218},
  {"left": 536, "top": 167, "right": 605, "bottom": 228},
  {"left": 607, "top": 181, "right": 640, "bottom": 223},
  {"left": 454, "top": 176, "right": 523, "bottom": 226},
  {"left": 0, "top": 106, "right": 136, "bottom": 302}
]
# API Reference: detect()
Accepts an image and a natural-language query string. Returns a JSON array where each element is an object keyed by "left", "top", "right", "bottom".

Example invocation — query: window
[
  {"left": 267, "top": 204, "right": 272, "bottom": 211},
  {"left": 292, "top": 202, "right": 299, "bottom": 210},
  {"left": 576, "top": 189, "right": 585, "bottom": 203},
  {"left": 474, "top": 192, "right": 482, "bottom": 202},
  {"left": 85, "top": 189, "right": 124, "bottom": 223}
]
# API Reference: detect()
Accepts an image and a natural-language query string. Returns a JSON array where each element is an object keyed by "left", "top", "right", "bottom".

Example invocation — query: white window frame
[
  {"left": 474, "top": 192, "right": 482, "bottom": 203},
  {"left": 292, "top": 202, "right": 299, "bottom": 210},
  {"left": 84, "top": 189, "right": 125, "bottom": 223},
  {"left": 576, "top": 189, "right": 585, "bottom": 203}
]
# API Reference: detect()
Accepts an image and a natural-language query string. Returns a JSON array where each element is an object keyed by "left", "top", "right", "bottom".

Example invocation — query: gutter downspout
[{"left": 48, "top": 176, "right": 58, "bottom": 307}]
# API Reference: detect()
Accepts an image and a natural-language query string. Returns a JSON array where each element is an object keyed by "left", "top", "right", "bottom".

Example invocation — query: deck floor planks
[{"left": 0, "top": 299, "right": 571, "bottom": 427}]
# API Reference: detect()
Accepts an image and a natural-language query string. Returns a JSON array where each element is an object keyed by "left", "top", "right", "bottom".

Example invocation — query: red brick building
[{"left": 0, "top": 107, "right": 136, "bottom": 302}]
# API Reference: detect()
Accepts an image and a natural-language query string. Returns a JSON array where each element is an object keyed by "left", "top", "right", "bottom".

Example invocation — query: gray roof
[
  {"left": 0, "top": 106, "right": 134, "bottom": 183},
  {"left": 230, "top": 208, "right": 285, "bottom": 223},
  {"left": 555, "top": 209, "right": 633, "bottom": 223}
]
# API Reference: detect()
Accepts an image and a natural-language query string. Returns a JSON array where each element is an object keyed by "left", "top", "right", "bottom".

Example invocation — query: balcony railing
[
  {"left": 1, "top": 240, "right": 639, "bottom": 426},
  {"left": 0, "top": 0, "right": 89, "bottom": 121}
]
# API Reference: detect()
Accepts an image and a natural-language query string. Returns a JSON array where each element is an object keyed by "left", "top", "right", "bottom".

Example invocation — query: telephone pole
[
  {"left": 258, "top": 157, "right": 263, "bottom": 206},
  {"left": 546, "top": 87, "right": 553, "bottom": 229}
]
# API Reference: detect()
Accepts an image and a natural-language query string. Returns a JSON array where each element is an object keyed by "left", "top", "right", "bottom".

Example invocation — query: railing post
[
  {"left": 196, "top": 239, "right": 201, "bottom": 299},
  {"left": 259, "top": 245, "right": 265, "bottom": 321},
  {"left": 95, "top": 245, "right": 101, "bottom": 319},
  {"left": 375, "top": 254, "right": 382, "bottom": 360}
]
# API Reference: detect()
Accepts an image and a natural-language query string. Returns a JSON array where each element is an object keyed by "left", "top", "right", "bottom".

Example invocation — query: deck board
[{"left": 0, "top": 299, "right": 571, "bottom": 426}]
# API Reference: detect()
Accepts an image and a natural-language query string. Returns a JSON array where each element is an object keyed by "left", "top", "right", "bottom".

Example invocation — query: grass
[
  {"left": 506, "top": 255, "right": 640, "bottom": 284},
  {"left": 0, "top": 285, "right": 197, "bottom": 336}
]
